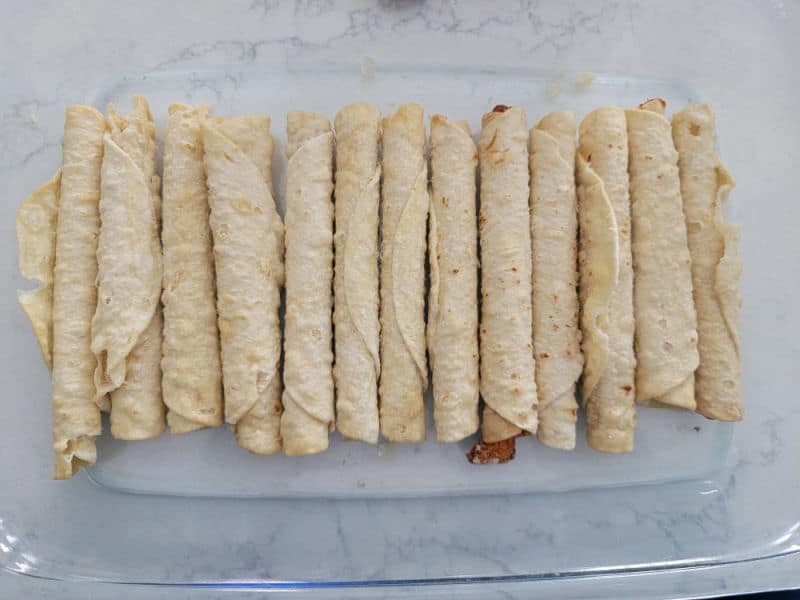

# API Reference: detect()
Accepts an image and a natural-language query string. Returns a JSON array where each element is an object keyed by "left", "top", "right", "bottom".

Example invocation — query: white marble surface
[{"left": 2, "top": 1, "right": 799, "bottom": 597}]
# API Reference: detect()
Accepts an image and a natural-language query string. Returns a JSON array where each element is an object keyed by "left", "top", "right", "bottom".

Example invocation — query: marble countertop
[{"left": 2, "top": 1, "right": 799, "bottom": 597}]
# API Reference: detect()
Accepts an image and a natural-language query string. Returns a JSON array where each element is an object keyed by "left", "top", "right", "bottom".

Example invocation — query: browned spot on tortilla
[
  {"left": 689, "top": 122, "right": 701, "bottom": 136},
  {"left": 492, "top": 104, "right": 510, "bottom": 113},
  {"left": 485, "top": 129, "right": 499, "bottom": 152},
  {"left": 621, "top": 384, "right": 633, "bottom": 393}
]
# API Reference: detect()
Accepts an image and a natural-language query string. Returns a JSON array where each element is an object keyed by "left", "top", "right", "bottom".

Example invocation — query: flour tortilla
[
  {"left": 280, "top": 111, "right": 335, "bottom": 456},
  {"left": 576, "top": 155, "right": 618, "bottom": 400},
  {"left": 51, "top": 105, "right": 106, "bottom": 479},
  {"left": 428, "top": 115, "right": 479, "bottom": 442},
  {"left": 577, "top": 107, "right": 637, "bottom": 453},
  {"left": 672, "top": 104, "right": 742, "bottom": 421},
  {"left": 91, "top": 97, "right": 164, "bottom": 440},
  {"left": 626, "top": 99, "right": 699, "bottom": 410},
  {"left": 379, "top": 103, "right": 429, "bottom": 442},
  {"left": 17, "top": 170, "right": 60, "bottom": 370},
  {"left": 478, "top": 106, "right": 538, "bottom": 443},
  {"left": 333, "top": 103, "right": 381, "bottom": 443},
  {"left": 204, "top": 115, "right": 284, "bottom": 454},
  {"left": 481, "top": 406, "right": 525, "bottom": 445},
  {"left": 529, "top": 111, "right": 583, "bottom": 449},
  {"left": 161, "top": 103, "right": 223, "bottom": 434}
]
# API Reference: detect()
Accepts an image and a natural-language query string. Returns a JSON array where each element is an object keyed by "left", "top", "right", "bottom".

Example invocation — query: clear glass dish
[{"left": 2, "top": 1, "right": 798, "bottom": 595}]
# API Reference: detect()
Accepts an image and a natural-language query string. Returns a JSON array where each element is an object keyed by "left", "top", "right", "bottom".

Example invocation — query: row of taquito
[
  {"left": 16, "top": 96, "right": 741, "bottom": 478},
  {"left": 474, "top": 100, "right": 741, "bottom": 462}
]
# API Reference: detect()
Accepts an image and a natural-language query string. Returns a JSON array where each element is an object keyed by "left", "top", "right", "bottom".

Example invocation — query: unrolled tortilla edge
[
  {"left": 576, "top": 154, "right": 620, "bottom": 400},
  {"left": 17, "top": 169, "right": 61, "bottom": 370}
]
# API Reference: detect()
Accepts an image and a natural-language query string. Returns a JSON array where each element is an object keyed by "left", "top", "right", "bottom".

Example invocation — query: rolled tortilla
[
  {"left": 161, "top": 103, "right": 223, "bottom": 434},
  {"left": 51, "top": 105, "right": 106, "bottom": 479},
  {"left": 91, "top": 97, "right": 165, "bottom": 440},
  {"left": 333, "top": 103, "right": 381, "bottom": 443},
  {"left": 17, "top": 170, "right": 60, "bottom": 370},
  {"left": 379, "top": 103, "right": 429, "bottom": 442},
  {"left": 478, "top": 105, "right": 538, "bottom": 443},
  {"left": 428, "top": 115, "right": 479, "bottom": 442},
  {"left": 280, "top": 111, "right": 335, "bottom": 456},
  {"left": 204, "top": 115, "right": 284, "bottom": 454},
  {"left": 577, "top": 107, "right": 637, "bottom": 453},
  {"left": 627, "top": 99, "right": 699, "bottom": 410},
  {"left": 672, "top": 104, "right": 742, "bottom": 421},
  {"left": 529, "top": 111, "right": 584, "bottom": 449}
]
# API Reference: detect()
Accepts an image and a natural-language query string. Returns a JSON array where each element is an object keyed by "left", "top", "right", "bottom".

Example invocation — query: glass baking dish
[{"left": 2, "top": 1, "right": 798, "bottom": 594}]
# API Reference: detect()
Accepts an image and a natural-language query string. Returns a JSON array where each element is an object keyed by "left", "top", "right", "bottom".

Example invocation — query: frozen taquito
[
  {"left": 17, "top": 170, "right": 60, "bottom": 370},
  {"left": 333, "top": 103, "right": 381, "bottom": 443},
  {"left": 91, "top": 97, "right": 165, "bottom": 441},
  {"left": 672, "top": 104, "right": 742, "bottom": 421},
  {"left": 577, "top": 107, "right": 637, "bottom": 453},
  {"left": 529, "top": 111, "right": 583, "bottom": 449},
  {"left": 626, "top": 99, "right": 699, "bottom": 410},
  {"left": 379, "top": 103, "right": 429, "bottom": 442},
  {"left": 161, "top": 103, "right": 223, "bottom": 434},
  {"left": 51, "top": 105, "right": 106, "bottom": 478},
  {"left": 280, "top": 111, "right": 335, "bottom": 455},
  {"left": 428, "top": 115, "right": 479, "bottom": 442},
  {"left": 478, "top": 105, "right": 538, "bottom": 444},
  {"left": 204, "top": 115, "right": 284, "bottom": 454}
]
